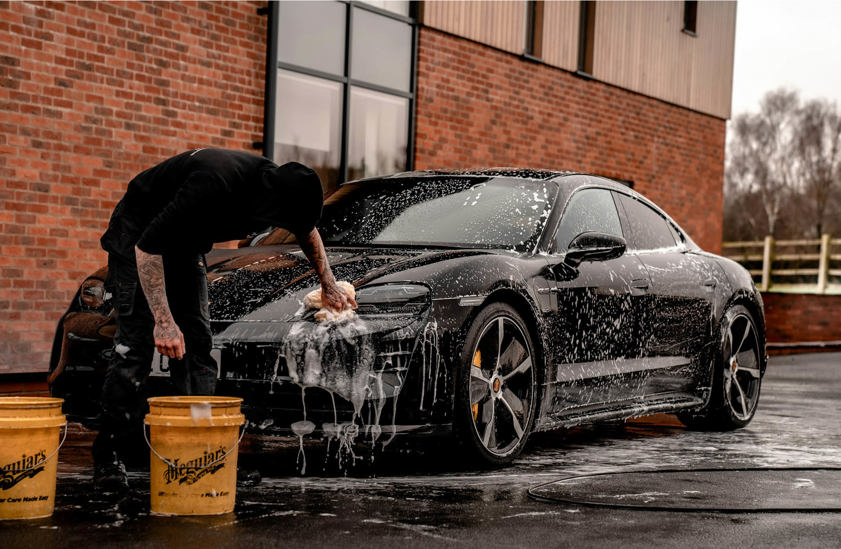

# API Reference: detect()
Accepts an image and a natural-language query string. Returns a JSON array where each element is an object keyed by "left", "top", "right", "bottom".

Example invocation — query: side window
[
  {"left": 615, "top": 194, "right": 678, "bottom": 251},
  {"left": 554, "top": 188, "right": 623, "bottom": 253}
]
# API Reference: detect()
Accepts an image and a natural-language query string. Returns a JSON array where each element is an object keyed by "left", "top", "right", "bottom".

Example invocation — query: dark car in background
[{"left": 50, "top": 170, "right": 767, "bottom": 465}]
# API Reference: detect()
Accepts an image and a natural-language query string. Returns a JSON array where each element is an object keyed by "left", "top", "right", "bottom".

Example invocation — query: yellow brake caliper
[{"left": 472, "top": 350, "right": 481, "bottom": 421}]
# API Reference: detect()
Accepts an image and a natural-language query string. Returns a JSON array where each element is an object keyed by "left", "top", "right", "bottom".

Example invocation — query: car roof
[
  {"left": 352, "top": 168, "right": 634, "bottom": 186},
  {"left": 396, "top": 168, "right": 575, "bottom": 180}
]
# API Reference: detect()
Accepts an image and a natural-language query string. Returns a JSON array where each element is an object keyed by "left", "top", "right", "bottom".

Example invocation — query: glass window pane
[
  {"left": 277, "top": 1, "right": 346, "bottom": 75},
  {"left": 616, "top": 194, "right": 678, "bottom": 251},
  {"left": 348, "top": 87, "right": 408, "bottom": 180},
  {"left": 554, "top": 189, "right": 623, "bottom": 253},
  {"left": 351, "top": 8, "right": 412, "bottom": 91},
  {"left": 358, "top": 1, "right": 410, "bottom": 16},
  {"left": 275, "top": 70, "right": 343, "bottom": 191}
]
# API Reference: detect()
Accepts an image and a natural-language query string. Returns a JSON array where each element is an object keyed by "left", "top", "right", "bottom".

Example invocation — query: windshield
[{"left": 312, "top": 177, "right": 556, "bottom": 251}]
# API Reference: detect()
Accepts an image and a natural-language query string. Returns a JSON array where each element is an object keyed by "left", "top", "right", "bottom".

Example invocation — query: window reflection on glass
[
  {"left": 277, "top": 1, "right": 346, "bottom": 75},
  {"left": 348, "top": 87, "right": 408, "bottom": 180},
  {"left": 351, "top": 8, "right": 412, "bottom": 92},
  {"left": 275, "top": 70, "right": 343, "bottom": 191}
]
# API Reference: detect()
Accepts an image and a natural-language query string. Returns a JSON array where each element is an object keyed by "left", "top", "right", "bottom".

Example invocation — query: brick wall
[
  {"left": 763, "top": 293, "right": 841, "bottom": 345},
  {"left": 0, "top": 1, "right": 267, "bottom": 373},
  {"left": 414, "top": 29, "right": 725, "bottom": 254}
]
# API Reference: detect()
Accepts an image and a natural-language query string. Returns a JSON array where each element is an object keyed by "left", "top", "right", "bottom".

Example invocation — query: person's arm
[
  {"left": 296, "top": 228, "right": 357, "bottom": 312},
  {"left": 135, "top": 246, "right": 185, "bottom": 359}
]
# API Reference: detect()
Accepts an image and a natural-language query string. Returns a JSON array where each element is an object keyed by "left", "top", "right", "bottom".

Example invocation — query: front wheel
[
  {"left": 455, "top": 303, "right": 539, "bottom": 465},
  {"left": 679, "top": 304, "right": 764, "bottom": 430}
]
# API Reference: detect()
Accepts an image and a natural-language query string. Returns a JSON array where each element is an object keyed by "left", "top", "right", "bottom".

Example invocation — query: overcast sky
[{"left": 730, "top": 0, "right": 841, "bottom": 117}]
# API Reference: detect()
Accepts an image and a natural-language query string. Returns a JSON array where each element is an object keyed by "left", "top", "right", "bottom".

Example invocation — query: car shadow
[{"left": 241, "top": 413, "right": 690, "bottom": 478}]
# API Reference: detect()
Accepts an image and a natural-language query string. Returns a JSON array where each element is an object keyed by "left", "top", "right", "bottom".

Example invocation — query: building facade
[{"left": 0, "top": 1, "right": 736, "bottom": 373}]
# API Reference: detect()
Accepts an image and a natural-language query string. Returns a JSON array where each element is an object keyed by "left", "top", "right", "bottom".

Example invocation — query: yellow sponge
[{"left": 303, "top": 281, "right": 356, "bottom": 322}]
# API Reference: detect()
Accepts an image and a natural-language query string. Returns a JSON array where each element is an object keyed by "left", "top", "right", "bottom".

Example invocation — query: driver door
[{"left": 541, "top": 187, "right": 651, "bottom": 418}]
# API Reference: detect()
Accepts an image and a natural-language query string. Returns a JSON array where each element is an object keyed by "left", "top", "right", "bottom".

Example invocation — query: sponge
[{"left": 303, "top": 281, "right": 356, "bottom": 322}]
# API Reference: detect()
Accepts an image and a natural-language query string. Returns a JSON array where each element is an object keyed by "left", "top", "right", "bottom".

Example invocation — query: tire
[
  {"left": 679, "top": 304, "right": 764, "bottom": 430},
  {"left": 454, "top": 303, "right": 539, "bottom": 465}
]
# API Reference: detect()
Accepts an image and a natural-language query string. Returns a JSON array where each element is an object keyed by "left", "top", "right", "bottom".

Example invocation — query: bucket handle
[
  {"left": 7, "top": 422, "right": 68, "bottom": 474},
  {"left": 143, "top": 423, "right": 246, "bottom": 470}
]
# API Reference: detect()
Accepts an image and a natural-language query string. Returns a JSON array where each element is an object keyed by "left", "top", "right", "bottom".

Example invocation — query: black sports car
[{"left": 50, "top": 170, "right": 766, "bottom": 465}]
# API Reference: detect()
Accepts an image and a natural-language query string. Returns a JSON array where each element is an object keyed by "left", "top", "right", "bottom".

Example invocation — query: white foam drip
[
  {"left": 277, "top": 317, "right": 444, "bottom": 473},
  {"left": 284, "top": 317, "right": 375, "bottom": 412},
  {"left": 283, "top": 316, "right": 375, "bottom": 471},
  {"left": 291, "top": 419, "right": 316, "bottom": 474}
]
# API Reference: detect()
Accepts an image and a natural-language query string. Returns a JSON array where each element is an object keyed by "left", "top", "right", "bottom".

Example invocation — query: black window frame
[
  {"left": 577, "top": 0, "right": 596, "bottom": 75},
  {"left": 262, "top": 0, "right": 419, "bottom": 187},
  {"left": 524, "top": 0, "right": 544, "bottom": 60}
]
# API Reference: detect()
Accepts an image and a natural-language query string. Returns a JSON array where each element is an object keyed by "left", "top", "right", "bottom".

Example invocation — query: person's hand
[
  {"left": 154, "top": 321, "right": 185, "bottom": 359},
  {"left": 321, "top": 280, "right": 357, "bottom": 312}
]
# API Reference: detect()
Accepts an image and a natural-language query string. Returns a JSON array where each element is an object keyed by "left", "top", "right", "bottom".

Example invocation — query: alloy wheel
[
  {"left": 468, "top": 315, "right": 535, "bottom": 457},
  {"left": 722, "top": 312, "right": 762, "bottom": 421}
]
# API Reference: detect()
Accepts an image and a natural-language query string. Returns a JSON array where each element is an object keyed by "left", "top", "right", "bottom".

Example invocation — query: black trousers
[{"left": 93, "top": 252, "right": 218, "bottom": 464}]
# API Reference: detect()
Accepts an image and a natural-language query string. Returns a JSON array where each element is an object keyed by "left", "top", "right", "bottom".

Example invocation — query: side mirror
[{"left": 564, "top": 232, "right": 626, "bottom": 267}]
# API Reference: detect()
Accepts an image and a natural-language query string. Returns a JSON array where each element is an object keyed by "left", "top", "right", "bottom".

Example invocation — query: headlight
[
  {"left": 79, "top": 277, "right": 107, "bottom": 310},
  {"left": 355, "top": 283, "right": 431, "bottom": 315}
]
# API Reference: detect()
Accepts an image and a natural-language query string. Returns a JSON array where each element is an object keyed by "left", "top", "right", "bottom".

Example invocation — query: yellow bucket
[
  {"left": 0, "top": 397, "right": 66, "bottom": 520},
  {"left": 145, "top": 396, "right": 244, "bottom": 516}
]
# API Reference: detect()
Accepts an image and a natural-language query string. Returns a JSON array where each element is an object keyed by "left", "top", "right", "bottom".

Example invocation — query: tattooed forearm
[
  {"left": 135, "top": 246, "right": 185, "bottom": 359},
  {"left": 298, "top": 228, "right": 335, "bottom": 285},
  {"left": 135, "top": 246, "right": 174, "bottom": 324},
  {"left": 296, "top": 228, "right": 356, "bottom": 312}
]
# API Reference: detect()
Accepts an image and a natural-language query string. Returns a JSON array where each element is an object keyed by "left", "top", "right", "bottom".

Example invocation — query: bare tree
[
  {"left": 792, "top": 99, "right": 841, "bottom": 238},
  {"left": 725, "top": 89, "right": 800, "bottom": 238}
]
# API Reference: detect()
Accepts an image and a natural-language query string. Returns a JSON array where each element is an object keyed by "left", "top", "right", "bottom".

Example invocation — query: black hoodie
[{"left": 101, "top": 149, "right": 323, "bottom": 260}]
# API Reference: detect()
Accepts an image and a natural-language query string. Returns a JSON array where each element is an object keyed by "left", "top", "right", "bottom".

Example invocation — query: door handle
[
  {"left": 702, "top": 279, "right": 717, "bottom": 290},
  {"left": 631, "top": 278, "right": 650, "bottom": 290}
]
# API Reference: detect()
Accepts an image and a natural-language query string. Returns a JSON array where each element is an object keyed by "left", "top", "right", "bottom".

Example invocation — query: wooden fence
[{"left": 722, "top": 235, "right": 841, "bottom": 294}]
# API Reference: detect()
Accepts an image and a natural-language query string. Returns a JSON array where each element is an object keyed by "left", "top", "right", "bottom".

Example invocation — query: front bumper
[{"left": 211, "top": 309, "right": 450, "bottom": 444}]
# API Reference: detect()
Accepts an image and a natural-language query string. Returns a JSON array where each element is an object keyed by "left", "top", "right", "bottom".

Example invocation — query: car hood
[{"left": 207, "top": 245, "right": 490, "bottom": 324}]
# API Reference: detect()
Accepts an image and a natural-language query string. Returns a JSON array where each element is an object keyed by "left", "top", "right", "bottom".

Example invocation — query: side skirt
[{"left": 534, "top": 395, "right": 704, "bottom": 432}]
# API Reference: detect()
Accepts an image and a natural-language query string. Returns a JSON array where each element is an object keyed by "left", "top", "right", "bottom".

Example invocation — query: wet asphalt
[{"left": 2, "top": 352, "right": 840, "bottom": 548}]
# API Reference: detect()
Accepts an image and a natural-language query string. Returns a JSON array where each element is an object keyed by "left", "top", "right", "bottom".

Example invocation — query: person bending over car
[{"left": 95, "top": 148, "right": 356, "bottom": 493}]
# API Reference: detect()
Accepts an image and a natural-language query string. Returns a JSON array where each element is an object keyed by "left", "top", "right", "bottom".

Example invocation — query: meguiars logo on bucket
[
  {"left": 164, "top": 446, "right": 227, "bottom": 485},
  {"left": 146, "top": 396, "right": 243, "bottom": 515},
  {"left": 1, "top": 450, "right": 46, "bottom": 491}
]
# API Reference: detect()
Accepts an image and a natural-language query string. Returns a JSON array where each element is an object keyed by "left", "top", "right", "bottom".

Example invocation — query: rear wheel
[
  {"left": 455, "top": 303, "right": 538, "bottom": 465},
  {"left": 679, "top": 304, "right": 764, "bottom": 430}
]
